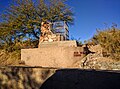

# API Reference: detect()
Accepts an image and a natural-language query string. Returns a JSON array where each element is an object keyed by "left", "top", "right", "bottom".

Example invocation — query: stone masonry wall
[{"left": 0, "top": 66, "right": 56, "bottom": 89}]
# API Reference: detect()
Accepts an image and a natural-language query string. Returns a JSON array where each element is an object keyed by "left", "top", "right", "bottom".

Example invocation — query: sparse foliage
[
  {"left": 0, "top": 0, "right": 73, "bottom": 49},
  {"left": 91, "top": 26, "right": 120, "bottom": 60}
]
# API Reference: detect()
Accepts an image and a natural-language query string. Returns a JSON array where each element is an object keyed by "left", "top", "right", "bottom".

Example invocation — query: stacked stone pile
[
  {"left": 40, "top": 34, "right": 62, "bottom": 43},
  {"left": 78, "top": 45, "right": 120, "bottom": 70},
  {"left": 82, "top": 57, "right": 120, "bottom": 70}
]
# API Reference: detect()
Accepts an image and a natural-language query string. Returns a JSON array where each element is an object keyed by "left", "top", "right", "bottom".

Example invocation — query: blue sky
[
  {"left": 0, "top": 0, "right": 120, "bottom": 42},
  {"left": 67, "top": 0, "right": 120, "bottom": 42}
]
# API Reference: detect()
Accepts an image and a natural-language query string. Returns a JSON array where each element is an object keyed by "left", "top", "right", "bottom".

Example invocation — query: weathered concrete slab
[
  {"left": 39, "top": 40, "right": 77, "bottom": 48},
  {"left": 21, "top": 46, "right": 85, "bottom": 68}
]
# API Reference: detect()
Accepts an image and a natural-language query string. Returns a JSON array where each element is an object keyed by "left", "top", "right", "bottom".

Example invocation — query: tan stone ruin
[
  {"left": 38, "top": 21, "right": 68, "bottom": 47},
  {"left": 21, "top": 21, "right": 88, "bottom": 68}
]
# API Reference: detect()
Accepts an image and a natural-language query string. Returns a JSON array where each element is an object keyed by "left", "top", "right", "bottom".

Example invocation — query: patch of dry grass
[{"left": 0, "top": 49, "right": 21, "bottom": 66}]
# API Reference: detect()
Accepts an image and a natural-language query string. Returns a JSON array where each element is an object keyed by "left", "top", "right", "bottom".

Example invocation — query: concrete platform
[
  {"left": 38, "top": 40, "right": 77, "bottom": 48},
  {"left": 21, "top": 41, "right": 86, "bottom": 68}
]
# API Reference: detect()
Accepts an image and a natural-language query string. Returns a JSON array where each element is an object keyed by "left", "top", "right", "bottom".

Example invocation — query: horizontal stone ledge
[{"left": 0, "top": 66, "right": 120, "bottom": 73}]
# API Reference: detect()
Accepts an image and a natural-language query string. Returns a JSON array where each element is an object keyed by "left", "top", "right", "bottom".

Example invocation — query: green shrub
[{"left": 92, "top": 27, "right": 120, "bottom": 60}]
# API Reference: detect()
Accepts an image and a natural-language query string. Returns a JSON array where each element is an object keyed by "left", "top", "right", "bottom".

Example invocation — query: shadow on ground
[
  {"left": 0, "top": 67, "right": 55, "bottom": 89},
  {"left": 40, "top": 69, "right": 120, "bottom": 89}
]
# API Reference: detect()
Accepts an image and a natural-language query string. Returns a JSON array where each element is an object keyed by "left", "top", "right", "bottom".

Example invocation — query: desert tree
[{"left": 0, "top": 0, "right": 73, "bottom": 41}]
